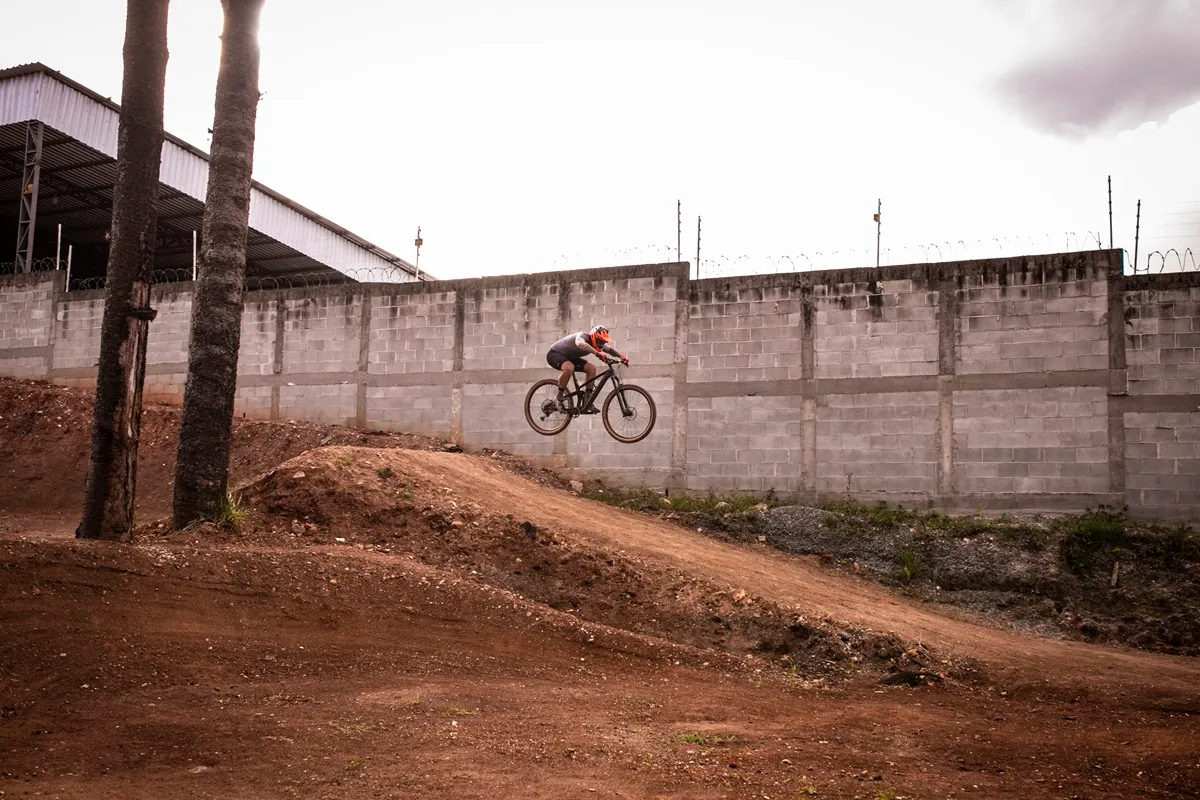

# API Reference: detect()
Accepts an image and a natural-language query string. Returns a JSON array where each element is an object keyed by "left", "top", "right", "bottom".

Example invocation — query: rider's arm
[{"left": 574, "top": 333, "right": 599, "bottom": 356}]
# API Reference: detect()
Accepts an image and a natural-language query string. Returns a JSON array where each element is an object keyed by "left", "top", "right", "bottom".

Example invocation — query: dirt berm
[{"left": 188, "top": 445, "right": 1200, "bottom": 700}]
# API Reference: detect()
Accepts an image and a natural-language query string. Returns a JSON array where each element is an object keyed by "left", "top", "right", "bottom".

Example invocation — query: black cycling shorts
[{"left": 547, "top": 351, "right": 588, "bottom": 371}]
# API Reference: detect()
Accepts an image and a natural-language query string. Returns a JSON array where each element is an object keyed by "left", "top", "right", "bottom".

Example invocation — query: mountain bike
[{"left": 524, "top": 358, "right": 657, "bottom": 443}]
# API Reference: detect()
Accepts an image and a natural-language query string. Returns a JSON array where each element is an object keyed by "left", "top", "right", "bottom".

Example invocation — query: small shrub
[
  {"left": 822, "top": 500, "right": 925, "bottom": 528},
  {"left": 1161, "top": 524, "right": 1197, "bottom": 561},
  {"left": 1059, "top": 510, "right": 1128, "bottom": 575},
  {"left": 217, "top": 491, "right": 247, "bottom": 530},
  {"left": 897, "top": 550, "right": 920, "bottom": 583},
  {"left": 583, "top": 488, "right": 775, "bottom": 515},
  {"left": 376, "top": 466, "right": 395, "bottom": 479}
]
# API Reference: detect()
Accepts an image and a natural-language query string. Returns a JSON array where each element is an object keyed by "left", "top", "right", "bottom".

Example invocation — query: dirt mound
[
  {"left": 0, "top": 376, "right": 562, "bottom": 520},
  {"left": 145, "top": 446, "right": 944, "bottom": 683},
  {"left": 146, "top": 445, "right": 1199, "bottom": 702}
]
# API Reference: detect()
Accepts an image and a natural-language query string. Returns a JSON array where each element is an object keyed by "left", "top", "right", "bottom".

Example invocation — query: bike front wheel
[
  {"left": 525, "top": 379, "right": 573, "bottom": 436},
  {"left": 601, "top": 385, "right": 656, "bottom": 443}
]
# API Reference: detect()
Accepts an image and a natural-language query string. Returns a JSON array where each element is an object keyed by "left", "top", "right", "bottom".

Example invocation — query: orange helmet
[{"left": 588, "top": 325, "right": 611, "bottom": 351}]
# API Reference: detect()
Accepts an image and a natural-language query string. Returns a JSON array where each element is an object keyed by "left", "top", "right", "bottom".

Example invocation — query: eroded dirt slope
[{"left": 223, "top": 446, "right": 1200, "bottom": 700}]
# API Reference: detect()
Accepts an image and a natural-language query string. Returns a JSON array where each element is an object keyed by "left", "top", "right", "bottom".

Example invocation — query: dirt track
[
  {"left": 368, "top": 449, "right": 1200, "bottom": 699},
  {"left": 2, "top": 378, "right": 1198, "bottom": 798}
]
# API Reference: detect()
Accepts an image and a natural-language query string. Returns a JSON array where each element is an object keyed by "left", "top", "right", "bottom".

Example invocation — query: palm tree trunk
[
  {"left": 172, "top": 0, "right": 264, "bottom": 528},
  {"left": 77, "top": 0, "right": 171, "bottom": 541}
]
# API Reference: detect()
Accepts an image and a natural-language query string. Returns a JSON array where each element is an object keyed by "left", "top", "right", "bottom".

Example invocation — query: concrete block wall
[
  {"left": 956, "top": 269, "right": 1109, "bottom": 375},
  {"left": 566, "top": 276, "right": 677, "bottom": 368},
  {"left": 1125, "top": 280, "right": 1200, "bottom": 395},
  {"left": 365, "top": 383, "right": 452, "bottom": 436},
  {"left": 1123, "top": 275, "right": 1200, "bottom": 521},
  {"left": 1124, "top": 413, "right": 1199, "bottom": 521},
  {"left": 0, "top": 272, "right": 59, "bottom": 378},
  {"left": 815, "top": 279, "right": 938, "bottom": 379},
  {"left": 818, "top": 392, "right": 939, "bottom": 496},
  {"left": 233, "top": 296, "right": 279, "bottom": 420},
  {"left": 688, "top": 284, "right": 805, "bottom": 383},
  {"left": 141, "top": 286, "right": 193, "bottom": 405},
  {"left": 372, "top": 289, "right": 457, "bottom": 375},
  {"left": 3, "top": 254, "right": 1198, "bottom": 522},
  {"left": 462, "top": 381, "right": 555, "bottom": 459},
  {"left": 50, "top": 292, "right": 103, "bottom": 379},
  {"left": 463, "top": 284, "right": 559, "bottom": 371},
  {"left": 281, "top": 294, "right": 362, "bottom": 375},
  {"left": 952, "top": 387, "right": 1109, "bottom": 496},
  {"left": 687, "top": 395, "right": 804, "bottom": 493}
]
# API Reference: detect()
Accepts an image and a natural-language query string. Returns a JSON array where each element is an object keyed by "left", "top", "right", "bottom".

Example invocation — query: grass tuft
[{"left": 216, "top": 491, "right": 248, "bottom": 531}]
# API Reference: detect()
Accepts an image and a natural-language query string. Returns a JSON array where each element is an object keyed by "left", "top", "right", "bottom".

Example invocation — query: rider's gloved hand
[
  {"left": 598, "top": 353, "right": 611, "bottom": 363},
  {"left": 621, "top": 356, "right": 630, "bottom": 366}
]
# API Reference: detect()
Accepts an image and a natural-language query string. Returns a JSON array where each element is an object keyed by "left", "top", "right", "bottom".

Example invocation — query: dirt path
[
  {"left": 3, "top": 377, "right": 1199, "bottom": 798},
  {"left": 4, "top": 532, "right": 1198, "bottom": 799},
  {"left": 374, "top": 449, "right": 1200, "bottom": 698}
]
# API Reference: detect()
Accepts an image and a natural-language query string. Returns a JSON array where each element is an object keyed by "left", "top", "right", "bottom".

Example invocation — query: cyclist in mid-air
[{"left": 546, "top": 325, "right": 629, "bottom": 412}]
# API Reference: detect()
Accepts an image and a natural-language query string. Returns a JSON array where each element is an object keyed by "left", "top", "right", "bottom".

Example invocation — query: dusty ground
[{"left": 2, "top": 377, "right": 1199, "bottom": 799}]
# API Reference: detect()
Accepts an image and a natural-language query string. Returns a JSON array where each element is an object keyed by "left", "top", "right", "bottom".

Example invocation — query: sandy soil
[{"left": 2, "top": 377, "right": 1197, "bottom": 799}]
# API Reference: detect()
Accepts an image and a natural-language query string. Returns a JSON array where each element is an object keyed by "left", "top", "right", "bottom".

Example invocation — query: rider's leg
[
  {"left": 581, "top": 361, "right": 599, "bottom": 411},
  {"left": 557, "top": 361, "right": 575, "bottom": 392}
]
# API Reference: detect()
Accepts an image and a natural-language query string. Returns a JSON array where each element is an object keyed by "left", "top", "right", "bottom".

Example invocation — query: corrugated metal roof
[{"left": 0, "top": 63, "right": 431, "bottom": 282}]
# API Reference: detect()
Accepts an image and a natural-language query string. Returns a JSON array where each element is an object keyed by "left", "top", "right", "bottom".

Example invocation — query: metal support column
[{"left": 15, "top": 121, "right": 44, "bottom": 273}]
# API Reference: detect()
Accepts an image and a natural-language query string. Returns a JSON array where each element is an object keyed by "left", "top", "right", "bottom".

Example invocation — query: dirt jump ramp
[{"left": 238, "top": 446, "right": 1200, "bottom": 700}]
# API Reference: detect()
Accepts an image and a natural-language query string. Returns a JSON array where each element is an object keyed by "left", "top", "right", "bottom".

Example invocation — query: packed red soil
[{"left": 1, "top": 377, "right": 1198, "bottom": 799}]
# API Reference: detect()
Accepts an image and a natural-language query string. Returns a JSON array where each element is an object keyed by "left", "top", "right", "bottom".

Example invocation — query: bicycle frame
[{"left": 569, "top": 363, "right": 625, "bottom": 413}]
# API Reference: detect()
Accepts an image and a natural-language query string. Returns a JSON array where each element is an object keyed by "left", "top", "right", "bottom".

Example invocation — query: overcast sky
[{"left": 10, "top": 0, "right": 1200, "bottom": 279}]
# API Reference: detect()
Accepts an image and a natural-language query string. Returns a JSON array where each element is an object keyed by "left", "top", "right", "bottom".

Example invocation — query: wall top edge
[
  {"left": 689, "top": 250, "right": 1123, "bottom": 294},
  {"left": 1125, "top": 272, "right": 1200, "bottom": 292},
  {"left": 31, "top": 251, "right": 1148, "bottom": 307}
]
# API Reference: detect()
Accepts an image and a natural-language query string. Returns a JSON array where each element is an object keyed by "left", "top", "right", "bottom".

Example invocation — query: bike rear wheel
[
  {"left": 524, "top": 379, "right": 573, "bottom": 436},
  {"left": 602, "top": 384, "right": 656, "bottom": 443}
]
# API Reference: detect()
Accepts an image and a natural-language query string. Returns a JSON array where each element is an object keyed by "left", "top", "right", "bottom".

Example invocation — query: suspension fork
[{"left": 609, "top": 371, "right": 632, "bottom": 414}]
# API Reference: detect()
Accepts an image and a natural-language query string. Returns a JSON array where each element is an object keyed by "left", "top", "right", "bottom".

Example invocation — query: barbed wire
[
  {"left": 61, "top": 267, "right": 418, "bottom": 293},
  {"left": 577, "top": 232, "right": 1199, "bottom": 279},
  {"left": 1136, "top": 248, "right": 1198, "bottom": 275},
  {"left": 8, "top": 238, "right": 1198, "bottom": 289},
  {"left": 0, "top": 256, "right": 65, "bottom": 275},
  {"left": 536, "top": 233, "right": 1119, "bottom": 279}
]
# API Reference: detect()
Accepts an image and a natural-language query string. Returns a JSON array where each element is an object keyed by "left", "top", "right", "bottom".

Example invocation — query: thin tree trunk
[
  {"left": 172, "top": 0, "right": 264, "bottom": 528},
  {"left": 77, "top": 0, "right": 171, "bottom": 541}
]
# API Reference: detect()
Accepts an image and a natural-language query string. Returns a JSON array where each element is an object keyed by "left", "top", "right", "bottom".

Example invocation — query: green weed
[
  {"left": 897, "top": 550, "right": 920, "bottom": 583},
  {"left": 822, "top": 500, "right": 923, "bottom": 527},
  {"left": 584, "top": 488, "right": 776, "bottom": 515},
  {"left": 217, "top": 491, "right": 248, "bottom": 530},
  {"left": 376, "top": 466, "right": 395, "bottom": 479}
]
